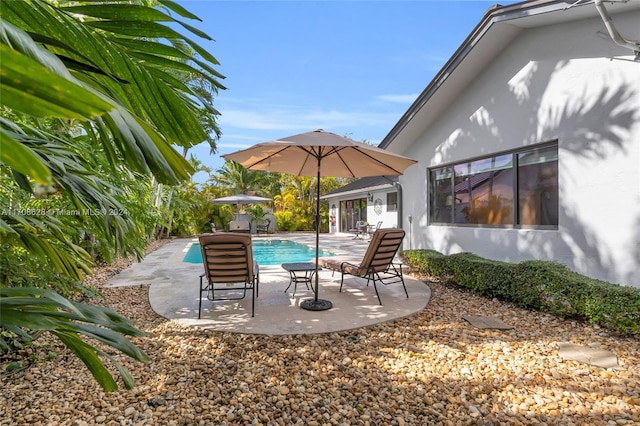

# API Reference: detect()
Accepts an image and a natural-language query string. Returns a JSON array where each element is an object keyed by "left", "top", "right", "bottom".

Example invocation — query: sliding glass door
[{"left": 340, "top": 198, "right": 367, "bottom": 231}]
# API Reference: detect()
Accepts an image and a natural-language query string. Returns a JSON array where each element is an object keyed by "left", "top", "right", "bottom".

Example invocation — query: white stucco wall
[
  {"left": 366, "top": 190, "right": 398, "bottom": 228},
  {"left": 399, "top": 11, "right": 640, "bottom": 286}
]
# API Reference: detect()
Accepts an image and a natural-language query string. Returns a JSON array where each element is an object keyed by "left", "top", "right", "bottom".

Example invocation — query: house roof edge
[{"left": 378, "top": 0, "right": 579, "bottom": 150}]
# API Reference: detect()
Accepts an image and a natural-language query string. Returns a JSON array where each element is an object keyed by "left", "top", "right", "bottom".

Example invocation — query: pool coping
[{"left": 181, "top": 236, "right": 337, "bottom": 266}]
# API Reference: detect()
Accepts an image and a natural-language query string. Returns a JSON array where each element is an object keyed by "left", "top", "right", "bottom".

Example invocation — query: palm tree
[
  {"left": 213, "top": 160, "right": 266, "bottom": 195},
  {"left": 1, "top": 0, "right": 224, "bottom": 391}
]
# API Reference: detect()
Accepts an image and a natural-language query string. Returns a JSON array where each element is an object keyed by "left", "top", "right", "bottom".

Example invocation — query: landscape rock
[{"left": 1, "top": 240, "right": 639, "bottom": 425}]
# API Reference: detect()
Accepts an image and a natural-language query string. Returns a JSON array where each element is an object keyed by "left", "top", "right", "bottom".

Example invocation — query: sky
[{"left": 176, "top": 0, "right": 520, "bottom": 184}]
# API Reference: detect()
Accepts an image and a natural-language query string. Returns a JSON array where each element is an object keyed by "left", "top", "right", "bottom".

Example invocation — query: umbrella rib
[
  {"left": 332, "top": 148, "right": 357, "bottom": 178},
  {"left": 242, "top": 145, "right": 292, "bottom": 169},
  {"left": 352, "top": 147, "right": 404, "bottom": 175},
  {"left": 299, "top": 145, "right": 338, "bottom": 159},
  {"left": 296, "top": 146, "right": 342, "bottom": 175},
  {"left": 296, "top": 146, "right": 316, "bottom": 176}
]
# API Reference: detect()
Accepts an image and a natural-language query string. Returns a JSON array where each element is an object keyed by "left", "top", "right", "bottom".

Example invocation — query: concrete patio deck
[{"left": 107, "top": 233, "right": 430, "bottom": 335}]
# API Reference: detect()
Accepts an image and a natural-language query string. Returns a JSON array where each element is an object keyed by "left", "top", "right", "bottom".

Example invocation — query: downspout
[
  {"left": 395, "top": 182, "right": 403, "bottom": 229},
  {"left": 595, "top": 0, "right": 640, "bottom": 60}
]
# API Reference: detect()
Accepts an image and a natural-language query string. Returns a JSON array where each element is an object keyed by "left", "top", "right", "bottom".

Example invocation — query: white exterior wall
[
  {"left": 400, "top": 12, "right": 640, "bottom": 286},
  {"left": 366, "top": 190, "right": 398, "bottom": 228}
]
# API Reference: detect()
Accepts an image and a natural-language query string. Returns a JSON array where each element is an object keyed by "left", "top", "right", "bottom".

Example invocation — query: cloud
[
  {"left": 217, "top": 142, "right": 256, "bottom": 149},
  {"left": 391, "top": 52, "right": 449, "bottom": 68},
  {"left": 220, "top": 107, "right": 399, "bottom": 132},
  {"left": 376, "top": 94, "right": 419, "bottom": 104},
  {"left": 192, "top": 102, "right": 401, "bottom": 179}
]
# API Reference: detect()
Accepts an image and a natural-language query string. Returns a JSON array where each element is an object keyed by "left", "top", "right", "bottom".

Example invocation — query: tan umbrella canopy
[
  {"left": 222, "top": 129, "right": 416, "bottom": 178},
  {"left": 223, "top": 129, "right": 417, "bottom": 311},
  {"left": 212, "top": 194, "right": 272, "bottom": 222}
]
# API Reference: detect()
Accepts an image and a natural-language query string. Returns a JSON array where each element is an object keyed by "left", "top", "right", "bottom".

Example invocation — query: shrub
[
  {"left": 400, "top": 249, "right": 640, "bottom": 336},
  {"left": 400, "top": 249, "right": 450, "bottom": 277},
  {"left": 446, "top": 253, "right": 515, "bottom": 300},
  {"left": 274, "top": 211, "right": 295, "bottom": 231},
  {"left": 0, "top": 244, "right": 99, "bottom": 299},
  {"left": 513, "top": 260, "right": 582, "bottom": 316}
]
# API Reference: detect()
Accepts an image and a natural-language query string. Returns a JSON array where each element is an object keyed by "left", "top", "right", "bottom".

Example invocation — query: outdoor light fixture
[{"left": 367, "top": 192, "right": 373, "bottom": 202}]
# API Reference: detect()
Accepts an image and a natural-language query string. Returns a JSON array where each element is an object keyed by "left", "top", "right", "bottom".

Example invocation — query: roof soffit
[{"left": 320, "top": 184, "right": 394, "bottom": 200}]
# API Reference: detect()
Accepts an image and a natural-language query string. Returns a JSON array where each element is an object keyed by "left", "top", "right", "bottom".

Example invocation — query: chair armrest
[
  {"left": 340, "top": 261, "right": 359, "bottom": 270},
  {"left": 340, "top": 261, "right": 369, "bottom": 276},
  {"left": 318, "top": 256, "right": 357, "bottom": 271}
]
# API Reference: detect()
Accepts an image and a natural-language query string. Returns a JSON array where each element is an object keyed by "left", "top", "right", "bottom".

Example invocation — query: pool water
[{"left": 183, "top": 239, "right": 333, "bottom": 266}]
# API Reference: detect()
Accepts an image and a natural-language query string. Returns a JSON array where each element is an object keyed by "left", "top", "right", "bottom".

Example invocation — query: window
[
  {"left": 518, "top": 147, "right": 558, "bottom": 226},
  {"left": 429, "top": 143, "right": 558, "bottom": 228},
  {"left": 386, "top": 192, "right": 398, "bottom": 212}
]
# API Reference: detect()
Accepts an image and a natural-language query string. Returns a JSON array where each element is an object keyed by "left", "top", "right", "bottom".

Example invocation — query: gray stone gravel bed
[{"left": 1, "top": 241, "right": 639, "bottom": 425}]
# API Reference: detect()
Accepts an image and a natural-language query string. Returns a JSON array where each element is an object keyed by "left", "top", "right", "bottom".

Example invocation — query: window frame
[
  {"left": 428, "top": 140, "right": 558, "bottom": 230},
  {"left": 386, "top": 192, "right": 398, "bottom": 212}
]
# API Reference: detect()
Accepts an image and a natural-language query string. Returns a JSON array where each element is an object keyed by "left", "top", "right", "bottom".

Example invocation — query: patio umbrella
[
  {"left": 212, "top": 193, "right": 271, "bottom": 206},
  {"left": 223, "top": 129, "right": 417, "bottom": 311},
  {"left": 212, "top": 193, "right": 271, "bottom": 213}
]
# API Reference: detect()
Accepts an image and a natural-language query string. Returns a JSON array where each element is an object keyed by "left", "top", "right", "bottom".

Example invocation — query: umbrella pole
[{"left": 300, "top": 157, "right": 333, "bottom": 311}]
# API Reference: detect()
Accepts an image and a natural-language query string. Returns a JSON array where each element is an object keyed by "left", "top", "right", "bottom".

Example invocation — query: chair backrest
[
  {"left": 359, "top": 228, "right": 405, "bottom": 272},
  {"left": 229, "top": 220, "right": 251, "bottom": 231},
  {"left": 368, "top": 221, "right": 383, "bottom": 233},
  {"left": 199, "top": 233, "right": 255, "bottom": 283}
]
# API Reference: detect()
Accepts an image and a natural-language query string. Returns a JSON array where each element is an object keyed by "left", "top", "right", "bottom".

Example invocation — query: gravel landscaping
[{"left": 2, "top": 241, "right": 639, "bottom": 425}]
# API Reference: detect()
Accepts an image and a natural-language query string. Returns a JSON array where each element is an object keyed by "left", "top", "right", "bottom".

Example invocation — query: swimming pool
[{"left": 183, "top": 239, "right": 333, "bottom": 266}]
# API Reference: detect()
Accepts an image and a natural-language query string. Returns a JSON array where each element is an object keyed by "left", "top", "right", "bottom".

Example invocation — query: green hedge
[{"left": 400, "top": 249, "right": 640, "bottom": 336}]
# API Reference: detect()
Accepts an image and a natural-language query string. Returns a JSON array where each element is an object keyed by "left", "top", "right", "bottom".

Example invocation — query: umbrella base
[{"left": 300, "top": 299, "right": 333, "bottom": 311}]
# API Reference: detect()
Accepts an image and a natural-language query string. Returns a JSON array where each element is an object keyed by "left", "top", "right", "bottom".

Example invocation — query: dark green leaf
[
  {"left": 59, "top": 55, "right": 129, "bottom": 83},
  {"left": 26, "top": 31, "right": 128, "bottom": 83},
  {"left": 158, "top": 0, "right": 202, "bottom": 21},
  {"left": 182, "top": 33, "right": 220, "bottom": 65},
  {"left": 0, "top": 45, "right": 114, "bottom": 119},
  {"left": 176, "top": 20, "right": 212, "bottom": 41},
  {"left": 54, "top": 331, "right": 118, "bottom": 392},
  {"left": 61, "top": 4, "right": 173, "bottom": 22},
  {"left": 5, "top": 362, "right": 22, "bottom": 372},
  {"left": 0, "top": 129, "right": 52, "bottom": 183},
  {"left": 105, "top": 353, "right": 136, "bottom": 390},
  {"left": 72, "top": 323, "right": 149, "bottom": 361},
  {"left": 85, "top": 20, "right": 183, "bottom": 39},
  {"left": 111, "top": 38, "right": 190, "bottom": 60}
]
